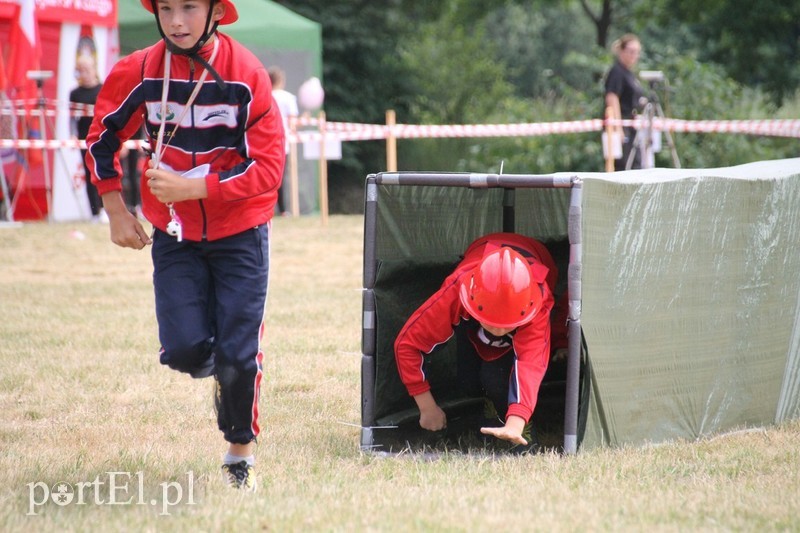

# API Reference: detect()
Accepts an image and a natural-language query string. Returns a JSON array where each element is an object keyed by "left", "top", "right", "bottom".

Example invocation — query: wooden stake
[{"left": 386, "top": 109, "right": 397, "bottom": 172}]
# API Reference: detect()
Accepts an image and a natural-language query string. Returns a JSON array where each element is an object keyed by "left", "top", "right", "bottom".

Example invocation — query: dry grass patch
[{"left": 0, "top": 217, "right": 798, "bottom": 532}]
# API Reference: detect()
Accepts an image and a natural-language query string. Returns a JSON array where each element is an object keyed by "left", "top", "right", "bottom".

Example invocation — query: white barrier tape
[
  {"left": 0, "top": 100, "right": 95, "bottom": 117},
  {"left": 288, "top": 121, "right": 604, "bottom": 143},
  {"left": 3, "top": 118, "right": 799, "bottom": 150},
  {"left": 0, "top": 139, "right": 149, "bottom": 150},
  {"left": 290, "top": 118, "right": 800, "bottom": 142},
  {"left": 0, "top": 108, "right": 59, "bottom": 118},
  {"left": 293, "top": 116, "right": 319, "bottom": 127},
  {"left": 3, "top": 97, "right": 800, "bottom": 137},
  {"left": 394, "top": 120, "right": 604, "bottom": 138},
  {"left": 660, "top": 118, "right": 800, "bottom": 138},
  {"left": 606, "top": 117, "right": 800, "bottom": 138}
]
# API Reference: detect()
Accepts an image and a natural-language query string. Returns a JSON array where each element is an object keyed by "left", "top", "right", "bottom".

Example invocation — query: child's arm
[
  {"left": 203, "top": 65, "right": 285, "bottom": 203},
  {"left": 85, "top": 52, "right": 150, "bottom": 249},
  {"left": 85, "top": 52, "right": 147, "bottom": 199},
  {"left": 394, "top": 272, "right": 466, "bottom": 400},
  {"left": 503, "top": 287, "right": 554, "bottom": 424}
]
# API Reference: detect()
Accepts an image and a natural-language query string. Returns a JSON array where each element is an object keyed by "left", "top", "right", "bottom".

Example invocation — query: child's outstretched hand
[{"left": 480, "top": 415, "right": 527, "bottom": 445}]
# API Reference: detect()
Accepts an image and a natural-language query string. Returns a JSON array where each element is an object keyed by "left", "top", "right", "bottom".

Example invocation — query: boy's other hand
[
  {"left": 103, "top": 192, "right": 151, "bottom": 250},
  {"left": 480, "top": 415, "right": 527, "bottom": 445}
]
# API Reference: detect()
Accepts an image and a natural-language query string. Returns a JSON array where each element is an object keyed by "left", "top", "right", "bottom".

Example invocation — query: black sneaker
[{"left": 221, "top": 460, "right": 257, "bottom": 491}]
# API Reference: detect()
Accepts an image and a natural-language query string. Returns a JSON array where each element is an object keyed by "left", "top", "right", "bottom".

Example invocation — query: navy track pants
[{"left": 152, "top": 224, "right": 269, "bottom": 444}]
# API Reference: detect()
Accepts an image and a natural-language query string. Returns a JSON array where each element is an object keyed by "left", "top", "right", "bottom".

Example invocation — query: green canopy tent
[{"left": 117, "top": 0, "right": 323, "bottom": 213}]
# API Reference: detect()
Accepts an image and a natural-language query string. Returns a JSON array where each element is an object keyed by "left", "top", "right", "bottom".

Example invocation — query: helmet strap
[{"left": 149, "top": 0, "right": 226, "bottom": 89}]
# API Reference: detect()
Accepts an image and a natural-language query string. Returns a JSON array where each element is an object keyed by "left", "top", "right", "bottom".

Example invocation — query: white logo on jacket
[{"left": 146, "top": 102, "right": 239, "bottom": 129}]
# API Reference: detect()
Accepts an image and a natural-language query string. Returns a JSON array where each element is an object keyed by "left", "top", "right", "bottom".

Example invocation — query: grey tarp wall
[
  {"left": 361, "top": 158, "right": 800, "bottom": 452},
  {"left": 578, "top": 158, "right": 800, "bottom": 450},
  {"left": 117, "top": 0, "right": 323, "bottom": 214}
]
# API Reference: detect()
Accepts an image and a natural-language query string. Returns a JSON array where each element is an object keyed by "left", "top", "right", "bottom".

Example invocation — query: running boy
[
  {"left": 85, "top": 0, "right": 285, "bottom": 490},
  {"left": 394, "top": 233, "right": 557, "bottom": 450}
]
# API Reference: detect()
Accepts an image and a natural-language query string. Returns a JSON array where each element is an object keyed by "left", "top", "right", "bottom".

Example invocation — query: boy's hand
[
  {"left": 413, "top": 391, "right": 447, "bottom": 431},
  {"left": 419, "top": 404, "right": 447, "bottom": 432},
  {"left": 102, "top": 192, "right": 151, "bottom": 250},
  {"left": 145, "top": 161, "right": 207, "bottom": 204},
  {"left": 480, "top": 415, "right": 527, "bottom": 445}
]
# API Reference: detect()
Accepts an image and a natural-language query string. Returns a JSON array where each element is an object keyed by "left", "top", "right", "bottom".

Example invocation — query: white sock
[{"left": 224, "top": 453, "right": 254, "bottom": 466}]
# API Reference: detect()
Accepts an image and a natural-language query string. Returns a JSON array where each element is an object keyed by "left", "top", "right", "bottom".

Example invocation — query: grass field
[{"left": 1, "top": 215, "right": 798, "bottom": 532}]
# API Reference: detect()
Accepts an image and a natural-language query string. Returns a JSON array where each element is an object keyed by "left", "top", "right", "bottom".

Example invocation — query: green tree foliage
[
  {"left": 652, "top": 0, "right": 800, "bottom": 104},
  {"left": 645, "top": 54, "right": 797, "bottom": 168},
  {"left": 484, "top": 3, "right": 599, "bottom": 99},
  {"left": 395, "top": 15, "right": 515, "bottom": 172},
  {"left": 272, "top": 0, "right": 798, "bottom": 213}
]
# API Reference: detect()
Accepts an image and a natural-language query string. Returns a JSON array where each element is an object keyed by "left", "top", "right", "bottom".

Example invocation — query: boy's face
[
  {"left": 479, "top": 322, "right": 514, "bottom": 337},
  {"left": 156, "top": 0, "right": 224, "bottom": 50}
]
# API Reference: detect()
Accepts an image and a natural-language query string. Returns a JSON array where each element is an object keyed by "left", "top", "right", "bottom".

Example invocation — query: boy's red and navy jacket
[
  {"left": 393, "top": 232, "right": 557, "bottom": 423},
  {"left": 86, "top": 33, "right": 285, "bottom": 241}
]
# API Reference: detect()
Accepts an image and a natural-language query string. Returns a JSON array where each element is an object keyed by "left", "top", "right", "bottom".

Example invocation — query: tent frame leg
[{"left": 563, "top": 178, "right": 583, "bottom": 454}]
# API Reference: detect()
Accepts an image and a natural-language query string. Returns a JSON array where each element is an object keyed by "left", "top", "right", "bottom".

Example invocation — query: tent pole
[
  {"left": 564, "top": 177, "right": 583, "bottom": 454},
  {"left": 361, "top": 176, "right": 379, "bottom": 450}
]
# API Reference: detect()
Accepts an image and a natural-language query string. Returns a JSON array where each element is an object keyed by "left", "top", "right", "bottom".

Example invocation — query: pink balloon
[{"left": 298, "top": 77, "right": 325, "bottom": 111}]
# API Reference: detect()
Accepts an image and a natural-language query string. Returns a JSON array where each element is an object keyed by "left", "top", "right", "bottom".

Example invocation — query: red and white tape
[
  {"left": 3, "top": 96, "right": 799, "bottom": 147},
  {"left": 606, "top": 117, "right": 800, "bottom": 138},
  {"left": 0, "top": 139, "right": 148, "bottom": 150},
  {"left": 291, "top": 118, "right": 800, "bottom": 142},
  {"left": 0, "top": 99, "right": 95, "bottom": 118}
]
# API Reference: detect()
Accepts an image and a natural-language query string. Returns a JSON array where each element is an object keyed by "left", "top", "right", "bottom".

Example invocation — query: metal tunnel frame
[{"left": 361, "top": 172, "right": 582, "bottom": 454}]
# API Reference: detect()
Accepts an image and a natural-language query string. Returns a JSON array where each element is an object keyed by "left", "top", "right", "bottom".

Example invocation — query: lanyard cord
[{"left": 152, "top": 37, "right": 220, "bottom": 169}]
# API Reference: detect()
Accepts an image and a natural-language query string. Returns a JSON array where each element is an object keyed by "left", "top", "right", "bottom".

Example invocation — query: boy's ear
[{"left": 212, "top": 1, "right": 225, "bottom": 22}]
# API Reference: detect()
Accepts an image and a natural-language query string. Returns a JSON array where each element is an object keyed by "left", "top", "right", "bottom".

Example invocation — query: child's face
[
  {"left": 156, "top": 0, "right": 224, "bottom": 50},
  {"left": 480, "top": 322, "right": 514, "bottom": 337},
  {"left": 75, "top": 59, "right": 98, "bottom": 87}
]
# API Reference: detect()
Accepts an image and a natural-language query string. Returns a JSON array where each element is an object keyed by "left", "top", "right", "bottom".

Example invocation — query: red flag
[
  {"left": 0, "top": 48, "right": 7, "bottom": 93},
  {"left": 6, "top": 0, "right": 42, "bottom": 167},
  {"left": 6, "top": 0, "right": 40, "bottom": 97}
]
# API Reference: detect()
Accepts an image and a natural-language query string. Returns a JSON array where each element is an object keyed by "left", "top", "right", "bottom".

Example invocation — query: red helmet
[
  {"left": 459, "top": 247, "right": 541, "bottom": 329},
  {"left": 140, "top": 0, "right": 239, "bottom": 25}
]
